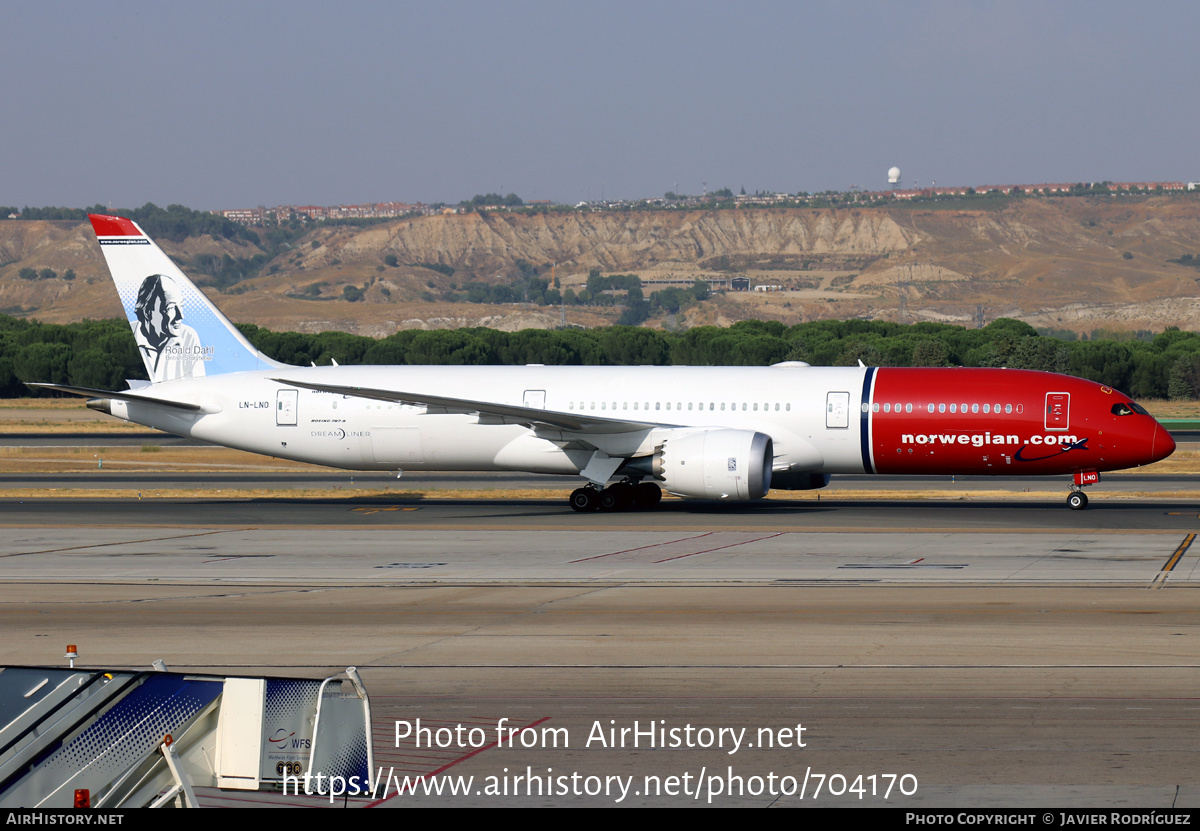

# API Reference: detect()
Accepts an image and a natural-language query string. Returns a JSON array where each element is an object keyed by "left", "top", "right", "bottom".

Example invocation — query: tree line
[{"left": 4, "top": 315, "right": 1200, "bottom": 401}]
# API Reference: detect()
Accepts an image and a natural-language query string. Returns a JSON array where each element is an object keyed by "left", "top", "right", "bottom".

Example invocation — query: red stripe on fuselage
[{"left": 867, "top": 368, "right": 1167, "bottom": 475}]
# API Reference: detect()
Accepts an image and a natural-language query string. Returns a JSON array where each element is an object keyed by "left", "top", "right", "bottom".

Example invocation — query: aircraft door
[
  {"left": 523, "top": 390, "right": 546, "bottom": 409},
  {"left": 1045, "top": 392, "right": 1069, "bottom": 430},
  {"left": 826, "top": 391, "right": 850, "bottom": 429},
  {"left": 277, "top": 389, "right": 298, "bottom": 426}
]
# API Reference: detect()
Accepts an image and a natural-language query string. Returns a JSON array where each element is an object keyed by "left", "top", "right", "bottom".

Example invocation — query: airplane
[{"left": 30, "top": 214, "right": 1175, "bottom": 512}]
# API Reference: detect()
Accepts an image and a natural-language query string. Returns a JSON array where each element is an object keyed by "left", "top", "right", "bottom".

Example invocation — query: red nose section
[{"left": 1152, "top": 422, "right": 1176, "bottom": 463}]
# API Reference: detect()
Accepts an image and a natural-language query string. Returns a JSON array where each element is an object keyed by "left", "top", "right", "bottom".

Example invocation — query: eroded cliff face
[
  {"left": 353, "top": 209, "right": 917, "bottom": 272},
  {"left": 5, "top": 199, "right": 1200, "bottom": 334}
]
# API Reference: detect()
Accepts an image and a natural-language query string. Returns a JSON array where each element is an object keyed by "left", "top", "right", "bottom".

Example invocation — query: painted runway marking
[
  {"left": 353, "top": 506, "right": 419, "bottom": 515},
  {"left": 568, "top": 532, "right": 715, "bottom": 563},
  {"left": 840, "top": 562, "right": 968, "bottom": 569},
  {"left": 570, "top": 531, "right": 783, "bottom": 564},
  {"left": 0, "top": 528, "right": 246, "bottom": 558},
  {"left": 1150, "top": 532, "right": 1195, "bottom": 588},
  {"left": 653, "top": 533, "right": 784, "bottom": 563}
]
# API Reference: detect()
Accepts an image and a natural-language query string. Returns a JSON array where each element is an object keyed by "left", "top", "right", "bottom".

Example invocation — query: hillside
[{"left": 4, "top": 197, "right": 1200, "bottom": 335}]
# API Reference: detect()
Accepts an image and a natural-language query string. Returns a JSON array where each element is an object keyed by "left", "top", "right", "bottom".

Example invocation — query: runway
[
  {"left": 3, "top": 493, "right": 1200, "bottom": 533},
  {"left": 3, "top": 453, "right": 1200, "bottom": 805}
]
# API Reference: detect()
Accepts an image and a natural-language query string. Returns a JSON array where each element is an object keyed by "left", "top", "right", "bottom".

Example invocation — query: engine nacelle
[{"left": 656, "top": 429, "right": 773, "bottom": 500}]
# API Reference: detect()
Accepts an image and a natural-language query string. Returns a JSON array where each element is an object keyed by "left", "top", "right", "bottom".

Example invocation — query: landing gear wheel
[
  {"left": 633, "top": 482, "right": 662, "bottom": 509},
  {"left": 599, "top": 482, "right": 633, "bottom": 512},
  {"left": 1067, "top": 491, "right": 1088, "bottom": 510},
  {"left": 570, "top": 487, "right": 599, "bottom": 512}
]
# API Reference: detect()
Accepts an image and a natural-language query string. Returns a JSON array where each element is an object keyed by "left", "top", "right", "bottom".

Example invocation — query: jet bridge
[{"left": 0, "top": 664, "right": 373, "bottom": 808}]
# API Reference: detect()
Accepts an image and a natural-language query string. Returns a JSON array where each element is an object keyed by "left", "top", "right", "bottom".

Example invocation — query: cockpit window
[{"left": 1111, "top": 401, "right": 1147, "bottom": 416}]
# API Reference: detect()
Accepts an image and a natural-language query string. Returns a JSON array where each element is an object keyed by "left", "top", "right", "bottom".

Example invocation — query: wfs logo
[{"left": 268, "top": 728, "right": 312, "bottom": 750}]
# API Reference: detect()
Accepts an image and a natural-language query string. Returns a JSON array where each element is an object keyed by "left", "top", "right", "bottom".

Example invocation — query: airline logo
[{"left": 901, "top": 431, "right": 1082, "bottom": 448}]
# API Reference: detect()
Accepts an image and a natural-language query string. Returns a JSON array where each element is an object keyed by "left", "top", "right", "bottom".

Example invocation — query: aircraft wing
[
  {"left": 272, "top": 378, "right": 664, "bottom": 434},
  {"left": 25, "top": 383, "right": 203, "bottom": 412}
]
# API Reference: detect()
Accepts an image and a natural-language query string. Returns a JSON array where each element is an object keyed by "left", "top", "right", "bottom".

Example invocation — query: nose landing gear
[{"left": 1066, "top": 470, "right": 1099, "bottom": 510}]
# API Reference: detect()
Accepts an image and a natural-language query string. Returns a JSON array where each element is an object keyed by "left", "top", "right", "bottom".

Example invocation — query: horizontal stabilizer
[
  {"left": 26, "top": 383, "right": 202, "bottom": 412},
  {"left": 272, "top": 378, "right": 661, "bottom": 433}
]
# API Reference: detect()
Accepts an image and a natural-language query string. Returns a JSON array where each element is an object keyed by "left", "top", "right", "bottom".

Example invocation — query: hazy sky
[{"left": 4, "top": 1, "right": 1198, "bottom": 210}]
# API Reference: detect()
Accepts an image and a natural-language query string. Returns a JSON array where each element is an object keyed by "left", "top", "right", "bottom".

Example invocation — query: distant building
[
  {"left": 731, "top": 277, "right": 750, "bottom": 291},
  {"left": 220, "top": 208, "right": 263, "bottom": 225}
]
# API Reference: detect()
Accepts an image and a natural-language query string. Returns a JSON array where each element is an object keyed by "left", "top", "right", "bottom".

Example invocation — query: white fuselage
[{"left": 110, "top": 364, "right": 865, "bottom": 477}]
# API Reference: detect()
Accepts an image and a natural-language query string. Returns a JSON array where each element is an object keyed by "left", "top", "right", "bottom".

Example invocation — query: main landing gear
[{"left": 569, "top": 481, "right": 663, "bottom": 512}]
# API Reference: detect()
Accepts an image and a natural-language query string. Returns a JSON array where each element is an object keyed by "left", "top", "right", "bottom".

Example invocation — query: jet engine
[{"left": 652, "top": 429, "right": 773, "bottom": 500}]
